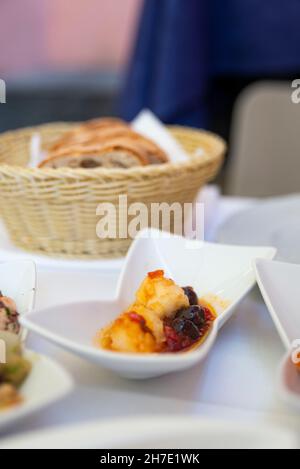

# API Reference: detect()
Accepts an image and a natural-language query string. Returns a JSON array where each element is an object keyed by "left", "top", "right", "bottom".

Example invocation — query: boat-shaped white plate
[
  {"left": 21, "top": 229, "right": 275, "bottom": 379},
  {"left": 0, "top": 260, "right": 73, "bottom": 430},
  {"left": 254, "top": 259, "right": 300, "bottom": 410}
]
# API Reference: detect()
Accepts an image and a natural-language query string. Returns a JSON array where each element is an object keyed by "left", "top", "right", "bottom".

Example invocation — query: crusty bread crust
[
  {"left": 79, "top": 117, "right": 128, "bottom": 130},
  {"left": 49, "top": 130, "right": 168, "bottom": 164},
  {"left": 39, "top": 138, "right": 150, "bottom": 169},
  {"left": 49, "top": 121, "right": 129, "bottom": 152},
  {"left": 42, "top": 117, "right": 168, "bottom": 169}
]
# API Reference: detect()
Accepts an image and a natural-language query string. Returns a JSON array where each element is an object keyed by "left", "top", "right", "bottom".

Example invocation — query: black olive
[
  {"left": 182, "top": 286, "right": 198, "bottom": 305},
  {"left": 176, "top": 305, "right": 205, "bottom": 327},
  {"left": 172, "top": 317, "right": 200, "bottom": 340},
  {"left": 171, "top": 317, "right": 186, "bottom": 334},
  {"left": 182, "top": 320, "right": 200, "bottom": 340}
]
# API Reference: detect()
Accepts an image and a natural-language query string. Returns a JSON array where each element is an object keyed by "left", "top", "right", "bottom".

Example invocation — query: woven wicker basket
[{"left": 0, "top": 122, "right": 225, "bottom": 258}]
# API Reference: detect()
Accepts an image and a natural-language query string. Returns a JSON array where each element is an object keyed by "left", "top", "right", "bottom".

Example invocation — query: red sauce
[
  {"left": 128, "top": 312, "right": 152, "bottom": 334},
  {"left": 163, "top": 305, "right": 215, "bottom": 352},
  {"left": 148, "top": 270, "right": 164, "bottom": 279}
]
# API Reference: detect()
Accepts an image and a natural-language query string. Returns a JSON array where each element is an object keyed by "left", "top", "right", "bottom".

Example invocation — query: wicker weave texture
[{"left": 0, "top": 123, "right": 225, "bottom": 258}]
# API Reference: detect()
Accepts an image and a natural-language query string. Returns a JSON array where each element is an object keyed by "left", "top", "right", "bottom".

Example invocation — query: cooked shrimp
[
  {"left": 98, "top": 309, "right": 157, "bottom": 353},
  {"left": 134, "top": 270, "right": 189, "bottom": 319},
  {"left": 98, "top": 270, "right": 189, "bottom": 353}
]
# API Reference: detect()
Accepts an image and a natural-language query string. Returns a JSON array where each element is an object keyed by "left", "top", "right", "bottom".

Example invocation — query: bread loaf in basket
[{"left": 0, "top": 122, "right": 225, "bottom": 258}]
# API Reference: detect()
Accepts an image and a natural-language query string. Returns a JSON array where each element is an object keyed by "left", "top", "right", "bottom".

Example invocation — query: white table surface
[{"left": 1, "top": 195, "right": 300, "bottom": 444}]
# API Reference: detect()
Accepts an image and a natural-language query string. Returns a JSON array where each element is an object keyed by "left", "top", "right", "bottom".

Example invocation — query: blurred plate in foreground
[
  {"left": 0, "top": 350, "right": 73, "bottom": 431},
  {"left": 0, "top": 415, "right": 297, "bottom": 449},
  {"left": 254, "top": 259, "right": 300, "bottom": 410}
]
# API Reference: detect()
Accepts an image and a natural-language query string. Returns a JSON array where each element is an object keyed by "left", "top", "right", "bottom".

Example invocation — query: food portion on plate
[
  {"left": 96, "top": 270, "right": 216, "bottom": 354},
  {"left": 0, "top": 291, "right": 31, "bottom": 410},
  {"left": 0, "top": 331, "right": 31, "bottom": 410},
  {"left": 0, "top": 291, "right": 20, "bottom": 334},
  {"left": 39, "top": 117, "right": 169, "bottom": 169}
]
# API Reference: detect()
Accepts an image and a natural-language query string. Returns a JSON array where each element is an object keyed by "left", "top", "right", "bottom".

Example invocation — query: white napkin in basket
[
  {"left": 131, "top": 109, "right": 188, "bottom": 162},
  {"left": 28, "top": 133, "right": 43, "bottom": 167}
]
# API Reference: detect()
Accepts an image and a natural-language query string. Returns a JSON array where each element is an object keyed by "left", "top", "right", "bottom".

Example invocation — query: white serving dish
[
  {"left": 254, "top": 259, "right": 300, "bottom": 410},
  {"left": 0, "top": 350, "right": 73, "bottom": 431},
  {"left": 0, "top": 415, "right": 296, "bottom": 449},
  {"left": 0, "top": 260, "right": 73, "bottom": 430},
  {"left": 21, "top": 229, "right": 275, "bottom": 379},
  {"left": 0, "top": 260, "right": 36, "bottom": 322}
]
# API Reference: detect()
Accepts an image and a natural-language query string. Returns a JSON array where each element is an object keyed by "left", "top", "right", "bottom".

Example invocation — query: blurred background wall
[
  {"left": 0, "top": 0, "right": 142, "bottom": 130},
  {"left": 0, "top": 0, "right": 141, "bottom": 75}
]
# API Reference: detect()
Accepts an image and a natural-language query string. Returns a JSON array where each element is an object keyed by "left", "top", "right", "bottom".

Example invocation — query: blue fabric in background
[
  {"left": 120, "top": 0, "right": 209, "bottom": 126},
  {"left": 211, "top": 0, "right": 300, "bottom": 74},
  {"left": 120, "top": 0, "right": 300, "bottom": 128}
]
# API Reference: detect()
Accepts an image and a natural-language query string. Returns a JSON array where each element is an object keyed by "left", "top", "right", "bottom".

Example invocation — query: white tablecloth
[{"left": 1, "top": 194, "right": 300, "bottom": 443}]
